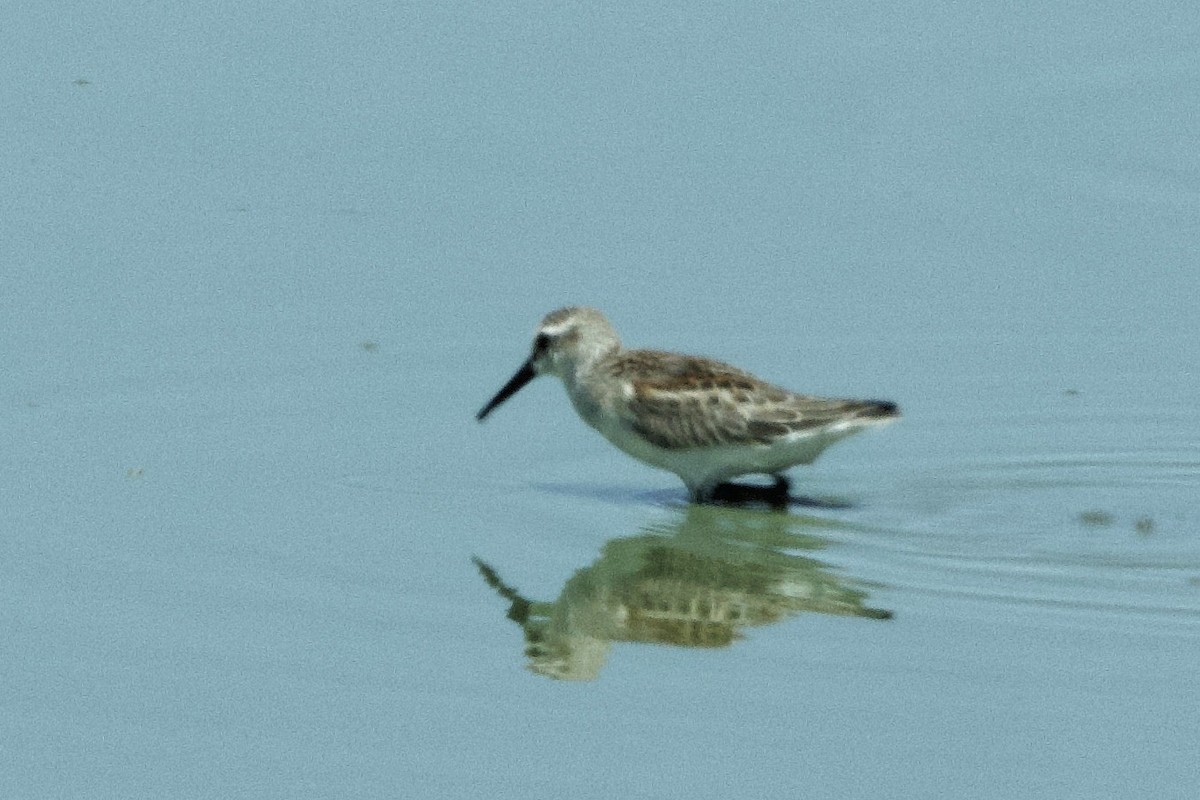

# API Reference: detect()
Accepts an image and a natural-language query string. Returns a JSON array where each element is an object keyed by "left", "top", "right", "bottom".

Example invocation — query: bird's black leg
[
  {"left": 706, "top": 474, "right": 853, "bottom": 510},
  {"left": 709, "top": 474, "right": 792, "bottom": 510},
  {"left": 769, "top": 474, "right": 791, "bottom": 500}
]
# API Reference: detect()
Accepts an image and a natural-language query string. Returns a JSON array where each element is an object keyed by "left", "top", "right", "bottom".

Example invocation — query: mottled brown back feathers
[{"left": 607, "top": 349, "right": 899, "bottom": 450}]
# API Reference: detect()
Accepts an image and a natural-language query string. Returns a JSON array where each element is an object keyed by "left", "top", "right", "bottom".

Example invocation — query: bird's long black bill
[{"left": 476, "top": 360, "right": 536, "bottom": 421}]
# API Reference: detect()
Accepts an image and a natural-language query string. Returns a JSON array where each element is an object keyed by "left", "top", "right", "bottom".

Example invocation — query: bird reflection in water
[{"left": 473, "top": 504, "right": 892, "bottom": 681}]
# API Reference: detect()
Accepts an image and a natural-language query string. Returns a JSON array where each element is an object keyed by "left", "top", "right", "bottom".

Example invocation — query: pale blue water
[{"left": 4, "top": 2, "right": 1198, "bottom": 798}]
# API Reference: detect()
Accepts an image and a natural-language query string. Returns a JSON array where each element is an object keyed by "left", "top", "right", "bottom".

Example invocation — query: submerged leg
[
  {"left": 707, "top": 475, "right": 791, "bottom": 510},
  {"left": 704, "top": 474, "right": 853, "bottom": 510}
]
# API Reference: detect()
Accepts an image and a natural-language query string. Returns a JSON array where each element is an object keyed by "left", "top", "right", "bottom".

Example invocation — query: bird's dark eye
[{"left": 533, "top": 333, "right": 551, "bottom": 354}]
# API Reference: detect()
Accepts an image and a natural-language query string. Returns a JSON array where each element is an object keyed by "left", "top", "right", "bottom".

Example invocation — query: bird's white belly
[{"left": 577, "top": 399, "right": 856, "bottom": 492}]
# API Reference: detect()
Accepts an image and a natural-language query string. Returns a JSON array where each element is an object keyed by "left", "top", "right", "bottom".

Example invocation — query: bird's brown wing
[{"left": 608, "top": 350, "right": 896, "bottom": 450}]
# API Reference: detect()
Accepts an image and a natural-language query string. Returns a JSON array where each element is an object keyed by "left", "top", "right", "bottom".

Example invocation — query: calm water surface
[{"left": 5, "top": 2, "right": 1199, "bottom": 798}]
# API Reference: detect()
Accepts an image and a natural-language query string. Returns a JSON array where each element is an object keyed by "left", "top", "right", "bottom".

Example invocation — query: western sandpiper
[{"left": 476, "top": 307, "right": 899, "bottom": 505}]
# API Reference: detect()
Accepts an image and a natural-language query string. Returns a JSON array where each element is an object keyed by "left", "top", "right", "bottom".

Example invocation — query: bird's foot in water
[{"left": 706, "top": 475, "right": 852, "bottom": 511}]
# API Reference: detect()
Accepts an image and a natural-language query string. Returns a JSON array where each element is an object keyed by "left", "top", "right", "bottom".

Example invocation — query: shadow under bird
[{"left": 476, "top": 307, "right": 899, "bottom": 504}]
